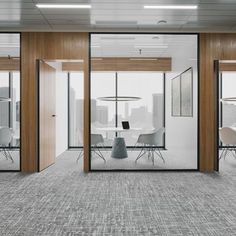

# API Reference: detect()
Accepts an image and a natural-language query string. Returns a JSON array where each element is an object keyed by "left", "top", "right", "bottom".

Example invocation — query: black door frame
[{"left": 88, "top": 32, "right": 200, "bottom": 171}]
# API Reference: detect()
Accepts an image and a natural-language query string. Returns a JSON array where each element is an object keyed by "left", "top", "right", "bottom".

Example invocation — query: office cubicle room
[
  {"left": 0, "top": 33, "right": 20, "bottom": 171},
  {"left": 217, "top": 60, "right": 236, "bottom": 172},
  {"left": 89, "top": 33, "right": 198, "bottom": 170}
]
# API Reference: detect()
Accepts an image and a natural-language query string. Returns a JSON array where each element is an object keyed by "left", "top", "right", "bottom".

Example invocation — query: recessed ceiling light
[
  {"left": 95, "top": 20, "right": 137, "bottom": 25},
  {"left": 144, "top": 5, "right": 198, "bottom": 10},
  {"left": 36, "top": 4, "right": 91, "bottom": 9}
]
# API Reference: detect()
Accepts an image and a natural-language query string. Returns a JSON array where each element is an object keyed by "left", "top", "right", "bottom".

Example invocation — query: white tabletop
[{"left": 96, "top": 127, "right": 142, "bottom": 132}]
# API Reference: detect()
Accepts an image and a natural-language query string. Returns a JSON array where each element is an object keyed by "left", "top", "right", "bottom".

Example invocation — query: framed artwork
[
  {"left": 171, "top": 67, "right": 193, "bottom": 117},
  {"left": 171, "top": 75, "right": 181, "bottom": 116}
]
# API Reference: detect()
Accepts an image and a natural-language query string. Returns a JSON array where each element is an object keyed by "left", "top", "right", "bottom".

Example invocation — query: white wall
[
  {"left": 55, "top": 71, "right": 68, "bottom": 156},
  {"left": 165, "top": 37, "right": 198, "bottom": 162},
  {"left": 165, "top": 71, "right": 197, "bottom": 150}
]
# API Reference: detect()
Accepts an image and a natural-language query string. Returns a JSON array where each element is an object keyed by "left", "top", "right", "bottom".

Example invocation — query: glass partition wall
[
  {"left": 90, "top": 33, "right": 198, "bottom": 170},
  {"left": 218, "top": 61, "right": 236, "bottom": 171},
  {"left": 0, "top": 34, "right": 20, "bottom": 171},
  {"left": 68, "top": 72, "right": 84, "bottom": 147}
]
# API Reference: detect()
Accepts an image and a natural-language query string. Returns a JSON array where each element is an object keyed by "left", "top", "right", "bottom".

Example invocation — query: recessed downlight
[
  {"left": 144, "top": 5, "right": 198, "bottom": 10},
  {"left": 36, "top": 4, "right": 91, "bottom": 9}
]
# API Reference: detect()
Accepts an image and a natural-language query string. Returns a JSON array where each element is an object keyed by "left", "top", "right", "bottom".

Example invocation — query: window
[
  {"left": 68, "top": 72, "right": 84, "bottom": 147},
  {"left": 0, "top": 33, "right": 20, "bottom": 171}
]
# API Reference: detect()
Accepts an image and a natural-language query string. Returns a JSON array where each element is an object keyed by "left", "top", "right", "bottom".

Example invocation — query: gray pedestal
[{"left": 111, "top": 137, "right": 128, "bottom": 159}]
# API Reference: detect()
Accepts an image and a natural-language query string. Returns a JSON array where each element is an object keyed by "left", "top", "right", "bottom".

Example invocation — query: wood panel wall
[
  {"left": 62, "top": 57, "right": 171, "bottom": 72},
  {"left": 91, "top": 57, "right": 171, "bottom": 71},
  {"left": 21, "top": 32, "right": 89, "bottom": 172},
  {"left": 199, "top": 33, "right": 236, "bottom": 172},
  {"left": 219, "top": 62, "right": 236, "bottom": 71},
  {"left": 21, "top": 32, "right": 236, "bottom": 173},
  {"left": 0, "top": 57, "right": 20, "bottom": 71}
]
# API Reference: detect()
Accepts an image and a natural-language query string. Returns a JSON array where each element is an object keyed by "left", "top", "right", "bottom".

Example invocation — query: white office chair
[
  {"left": 135, "top": 127, "right": 165, "bottom": 165},
  {"left": 219, "top": 127, "right": 236, "bottom": 159},
  {"left": 0, "top": 127, "right": 14, "bottom": 163},
  {"left": 77, "top": 133, "right": 106, "bottom": 163}
]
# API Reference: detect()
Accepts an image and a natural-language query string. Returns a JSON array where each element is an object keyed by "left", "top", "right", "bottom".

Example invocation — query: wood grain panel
[
  {"left": 91, "top": 57, "right": 171, "bottom": 71},
  {"left": 62, "top": 62, "right": 84, "bottom": 71},
  {"left": 62, "top": 57, "right": 171, "bottom": 72},
  {"left": 0, "top": 57, "right": 20, "bottom": 71},
  {"left": 219, "top": 63, "right": 236, "bottom": 71},
  {"left": 39, "top": 61, "right": 56, "bottom": 171},
  {"left": 199, "top": 33, "right": 236, "bottom": 172},
  {"left": 21, "top": 32, "right": 89, "bottom": 172}
]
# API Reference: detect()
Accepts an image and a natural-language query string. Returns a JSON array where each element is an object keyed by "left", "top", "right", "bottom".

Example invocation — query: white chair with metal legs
[
  {"left": 135, "top": 127, "right": 165, "bottom": 165},
  {"left": 0, "top": 127, "right": 14, "bottom": 163},
  {"left": 219, "top": 127, "right": 236, "bottom": 159},
  {"left": 76, "top": 133, "right": 106, "bottom": 163}
]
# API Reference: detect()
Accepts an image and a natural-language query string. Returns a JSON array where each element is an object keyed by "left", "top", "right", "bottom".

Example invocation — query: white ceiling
[
  {"left": 0, "top": 0, "right": 236, "bottom": 32},
  {"left": 91, "top": 34, "right": 197, "bottom": 58}
]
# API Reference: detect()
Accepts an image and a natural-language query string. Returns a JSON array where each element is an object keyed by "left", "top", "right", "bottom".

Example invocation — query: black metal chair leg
[
  {"left": 135, "top": 148, "right": 146, "bottom": 162},
  {"left": 93, "top": 146, "right": 106, "bottom": 162},
  {"left": 155, "top": 149, "right": 165, "bottom": 163},
  {"left": 219, "top": 149, "right": 225, "bottom": 160},
  {"left": 151, "top": 150, "right": 154, "bottom": 165},
  {"left": 2, "top": 149, "right": 8, "bottom": 160},
  {"left": 76, "top": 150, "right": 83, "bottom": 163},
  {"left": 7, "top": 150, "right": 14, "bottom": 163}
]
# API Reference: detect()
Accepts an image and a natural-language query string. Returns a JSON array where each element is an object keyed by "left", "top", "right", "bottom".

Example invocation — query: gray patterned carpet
[{"left": 1, "top": 151, "right": 236, "bottom": 235}]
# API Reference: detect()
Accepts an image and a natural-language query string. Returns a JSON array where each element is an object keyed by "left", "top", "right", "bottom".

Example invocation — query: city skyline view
[{"left": 69, "top": 71, "right": 165, "bottom": 146}]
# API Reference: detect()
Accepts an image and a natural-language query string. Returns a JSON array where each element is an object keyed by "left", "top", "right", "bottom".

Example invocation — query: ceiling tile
[{"left": 0, "top": 0, "right": 235, "bottom": 31}]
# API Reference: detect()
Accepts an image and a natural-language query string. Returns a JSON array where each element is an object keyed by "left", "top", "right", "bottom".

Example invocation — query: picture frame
[
  {"left": 171, "top": 75, "right": 181, "bottom": 116},
  {"left": 171, "top": 67, "right": 193, "bottom": 117}
]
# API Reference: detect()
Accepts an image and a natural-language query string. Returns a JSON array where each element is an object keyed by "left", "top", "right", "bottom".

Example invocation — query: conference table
[{"left": 96, "top": 127, "right": 141, "bottom": 159}]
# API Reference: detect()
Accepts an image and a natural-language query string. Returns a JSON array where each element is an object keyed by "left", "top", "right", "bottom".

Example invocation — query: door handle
[{"left": 52, "top": 115, "right": 56, "bottom": 117}]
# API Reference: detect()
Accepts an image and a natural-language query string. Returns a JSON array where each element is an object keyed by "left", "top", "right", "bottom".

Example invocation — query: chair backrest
[
  {"left": 219, "top": 127, "right": 236, "bottom": 145},
  {"left": 150, "top": 127, "right": 165, "bottom": 145},
  {"left": 0, "top": 127, "right": 13, "bottom": 146},
  {"left": 138, "top": 127, "right": 165, "bottom": 146},
  {"left": 91, "top": 133, "right": 104, "bottom": 145}
]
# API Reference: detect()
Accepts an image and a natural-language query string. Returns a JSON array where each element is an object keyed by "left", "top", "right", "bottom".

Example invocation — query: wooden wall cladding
[
  {"left": 219, "top": 62, "right": 236, "bottom": 71},
  {"left": 199, "top": 33, "right": 236, "bottom": 172},
  {"left": 0, "top": 57, "right": 20, "bottom": 71},
  {"left": 62, "top": 62, "right": 84, "bottom": 71},
  {"left": 91, "top": 57, "right": 171, "bottom": 71},
  {"left": 62, "top": 57, "right": 171, "bottom": 72},
  {"left": 21, "top": 32, "right": 89, "bottom": 172}
]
